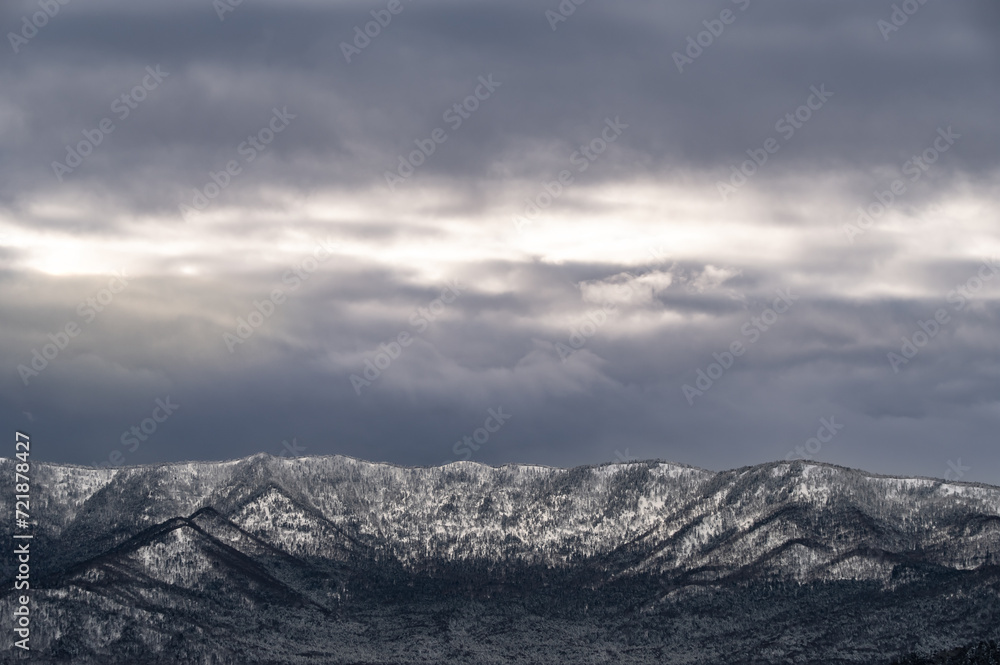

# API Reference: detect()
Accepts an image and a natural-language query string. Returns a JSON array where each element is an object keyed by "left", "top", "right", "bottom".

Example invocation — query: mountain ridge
[
  {"left": 9, "top": 452, "right": 997, "bottom": 490},
  {"left": 2, "top": 454, "right": 998, "bottom": 664}
]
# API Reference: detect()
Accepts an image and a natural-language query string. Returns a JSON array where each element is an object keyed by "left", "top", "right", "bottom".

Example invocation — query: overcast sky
[{"left": 1, "top": 0, "right": 998, "bottom": 482}]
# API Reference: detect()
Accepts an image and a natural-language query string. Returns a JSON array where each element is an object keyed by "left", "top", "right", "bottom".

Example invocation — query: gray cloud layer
[{"left": 1, "top": 0, "right": 998, "bottom": 483}]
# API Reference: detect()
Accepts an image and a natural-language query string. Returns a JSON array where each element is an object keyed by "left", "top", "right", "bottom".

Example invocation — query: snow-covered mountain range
[{"left": 2, "top": 454, "right": 998, "bottom": 664}]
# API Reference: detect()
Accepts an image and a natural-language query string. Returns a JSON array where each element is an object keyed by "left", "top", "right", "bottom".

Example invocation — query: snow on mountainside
[
  {"left": 3, "top": 455, "right": 999, "bottom": 577},
  {"left": 1, "top": 455, "right": 998, "bottom": 664}
]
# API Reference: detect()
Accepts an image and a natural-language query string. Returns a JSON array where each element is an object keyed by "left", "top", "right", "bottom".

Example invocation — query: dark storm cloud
[
  {"left": 0, "top": 0, "right": 997, "bottom": 484},
  {"left": 2, "top": 0, "right": 997, "bottom": 213},
  {"left": 2, "top": 254, "right": 997, "bottom": 479}
]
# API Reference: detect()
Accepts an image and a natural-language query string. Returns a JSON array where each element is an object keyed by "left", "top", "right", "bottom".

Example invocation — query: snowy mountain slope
[{"left": 1, "top": 455, "right": 998, "bottom": 664}]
